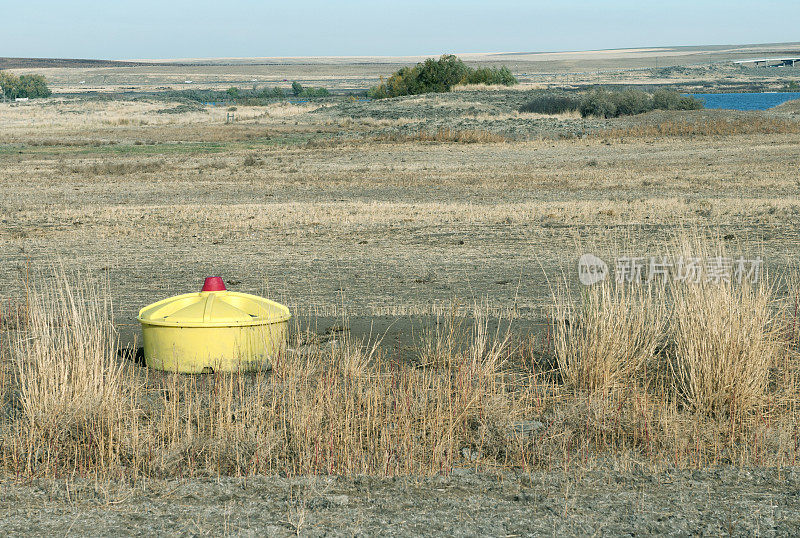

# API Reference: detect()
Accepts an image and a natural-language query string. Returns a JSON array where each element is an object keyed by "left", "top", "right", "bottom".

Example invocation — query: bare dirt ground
[
  {"left": 2, "top": 468, "right": 799, "bottom": 536},
  {"left": 1, "top": 94, "right": 799, "bottom": 344}
]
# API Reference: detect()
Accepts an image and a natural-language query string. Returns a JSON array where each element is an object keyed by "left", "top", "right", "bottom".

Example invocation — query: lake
[{"left": 687, "top": 92, "right": 800, "bottom": 111}]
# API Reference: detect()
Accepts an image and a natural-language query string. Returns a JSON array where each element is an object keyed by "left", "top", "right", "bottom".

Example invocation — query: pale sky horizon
[{"left": 2, "top": 0, "right": 799, "bottom": 60}]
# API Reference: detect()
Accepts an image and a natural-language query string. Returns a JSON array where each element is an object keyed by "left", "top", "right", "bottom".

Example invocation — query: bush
[
  {"left": 576, "top": 88, "right": 703, "bottom": 118},
  {"left": 521, "top": 88, "right": 703, "bottom": 118},
  {"left": 286, "top": 82, "right": 328, "bottom": 98},
  {"left": 298, "top": 86, "right": 329, "bottom": 98},
  {"left": 652, "top": 88, "right": 702, "bottom": 111},
  {"left": 291, "top": 81, "right": 303, "bottom": 97},
  {"left": 0, "top": 71, "right": 51, "bottom": 99},
  {"left": 519, "top": 94, "right": 581, "bottom": 114},
  {"left": 461, "top": 66, "right": 517, "bottom": 86},
  {"left": 615, "top": 89, "right": 652, "bottom": 116},
  {"left": 368, "top": 54, "right": 517, "bottom": 98},
  {"left": 579, "top": 88, "right": 618, "bottom": 118}
]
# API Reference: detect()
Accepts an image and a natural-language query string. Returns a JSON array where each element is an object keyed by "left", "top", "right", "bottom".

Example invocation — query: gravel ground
[{"left": 2, "top": 468, "right": 799, "bottom": 536}]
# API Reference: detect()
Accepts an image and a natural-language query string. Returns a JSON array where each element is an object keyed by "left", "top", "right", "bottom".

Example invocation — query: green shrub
[
  {"left": 615, "top": 89, "right": 652, "bottom": 116},
  {"left": 579, "top": 88, "right": 618, "bottom": 118},
  {"left": 519, "top": 94, "right": 581, "bottom": 114},
  {"left": 298, "top": 86, "right": 329, "bottom": 98},
  {"left": 576, "top": 88, "right": 702, "bottom": 118},
  {"left": 271, "top": 87, "right": 285, "bottom": 98},
  {"left": 291, "top": 81, "right": 304, "bottom": 97},
  {"left": 0, "top": 71, "right": 51, "bottom": 99},
  {"left": 226, "top": 87, "right": 240, "bottom": 98},
  {"left": 652, "top": 88, "right": 702, "bottom": 111},
  {"left": 368, "top": 54, "right": 518, "bottom": 98},
  {"left": 462, "top": 66, "right": 517, "bottom": 86}
]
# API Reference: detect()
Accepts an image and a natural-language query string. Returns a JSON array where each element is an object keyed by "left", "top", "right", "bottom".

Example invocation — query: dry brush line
[
  {"left": 595, "top": 117, "right": 800, "bottom": 139},
  {"left": 374, "top": 128, "right": 508, "bottom": 144}
]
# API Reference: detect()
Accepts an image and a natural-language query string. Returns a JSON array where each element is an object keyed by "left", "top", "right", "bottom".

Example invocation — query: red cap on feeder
[{"left": 201, "top": 276, "right": 227, "bottom": 292}]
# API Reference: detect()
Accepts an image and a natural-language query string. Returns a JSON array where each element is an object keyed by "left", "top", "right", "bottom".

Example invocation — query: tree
[
  {"left": 0, "top": 71, "right": 51, "bottom": 99},
  {"left": 367, "top": 55, "right": 518, "bottom": 99},
  {"left": 291, "top": 81, "right": 304, "bottom": 97}
]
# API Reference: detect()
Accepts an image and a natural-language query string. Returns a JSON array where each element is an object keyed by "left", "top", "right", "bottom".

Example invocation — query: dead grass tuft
[
  {"left": 8, "top": 268, "right": 126, "bottom": 476},
  {"left": 553, "top": 281, "right": 666, "bottom": 396}
]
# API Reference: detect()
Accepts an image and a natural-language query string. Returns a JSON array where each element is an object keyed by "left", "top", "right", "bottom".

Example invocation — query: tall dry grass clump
[
  {"left": 670, "top": 271, "right": 784, "bottom": 417},
  {"left": 553, "top": 237, "right": 790, "bottom": 419},
  {"left": 8, "top": 269, "right": 127, "bottom": 475},
  {"left": 553, "top": 281, "right": 666, "bottom": 395}
]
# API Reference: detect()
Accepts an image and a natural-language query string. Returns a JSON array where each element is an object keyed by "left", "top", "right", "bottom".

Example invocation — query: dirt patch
[{"left": 1, "top": 468, "right": 797, "bottom": 536}]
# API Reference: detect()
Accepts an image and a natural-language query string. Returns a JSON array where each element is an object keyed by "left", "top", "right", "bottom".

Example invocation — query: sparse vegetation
[
  {"left": 596, "top": 116, "right": 800, "bottom": 138},
  {"left": 159, "top": 84, "right": 328, "bottom": 105},
  {"left": 375, "top": 127, "right": 507, "bottom": 144},
  {"left": 519, "top": 94, "right": 581, "bottom": 115}
]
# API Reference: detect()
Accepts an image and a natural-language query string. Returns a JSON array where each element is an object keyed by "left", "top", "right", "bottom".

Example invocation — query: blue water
[{"left": 687, "top": 92, "right": 800, "bottom": 111}]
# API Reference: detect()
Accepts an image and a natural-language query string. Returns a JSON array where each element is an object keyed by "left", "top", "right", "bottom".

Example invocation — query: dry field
[
  {"left": 2, "top": 77, "right": 800, "bottom": 534},
  {"left": 6, "top": 42, "right": 800, "bottom": 93}
]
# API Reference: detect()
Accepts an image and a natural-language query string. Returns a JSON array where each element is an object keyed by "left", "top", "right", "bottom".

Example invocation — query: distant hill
[{"left": 0, "top": 57, "right": 165, "bottom": 69}]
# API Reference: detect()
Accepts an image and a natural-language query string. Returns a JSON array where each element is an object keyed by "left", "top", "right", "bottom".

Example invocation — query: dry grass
[
  {"left": 553, "top": 237, "right": 795, "bottom": 420},
  {"left": 553, "top": 281, "right": 667, "bottom": 395},
  {"left": 66, "top": 159, "right": 167, "bottom": 176},
  {"left": 374, "top": 128, "right": 508, "bottom": 144},
  {"left": 8, "top": 268, "right": 126, "bottom": 476},
  {"left": 1, "top": 272, "right": 524, "bottom": 478},
  {"left": 667, "top": 238, "right": 788, "bottom": 417},
  {"left": 596, "top": 117, "right": 800, "bottom": 139},
  {"left": 670, "top": 277, "right": 783, "bottom": 416},
  {"left": 3, "top": 251, "right": 800, "bottom": 479}
]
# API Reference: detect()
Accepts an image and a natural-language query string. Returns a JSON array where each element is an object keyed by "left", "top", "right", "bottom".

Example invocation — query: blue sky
[{"left": 2, "top": 0, "right": 798, "bottom": 59}]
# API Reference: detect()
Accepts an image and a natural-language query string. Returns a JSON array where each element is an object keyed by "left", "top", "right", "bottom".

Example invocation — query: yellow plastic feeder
[{"left": 137, "top": 277, "right": 291, "bottom": 373}]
